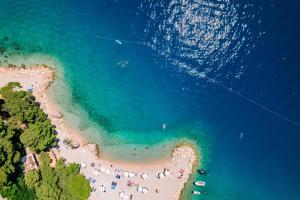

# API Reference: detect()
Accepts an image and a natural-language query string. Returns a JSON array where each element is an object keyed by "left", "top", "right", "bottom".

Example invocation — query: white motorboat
[
  {"left": 115, "top": 39, "right": 122, "bottom": 45},
  {"left": 194, "top": 181, "right": 206, "bottom": 187},
  {"left": 192, "top": 191, "right": 201, "bottom": 195}
]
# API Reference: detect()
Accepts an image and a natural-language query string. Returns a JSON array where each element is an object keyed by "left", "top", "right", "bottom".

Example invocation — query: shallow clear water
[{"left": 1, "top": 0, "right": 300, "bottom": 199}]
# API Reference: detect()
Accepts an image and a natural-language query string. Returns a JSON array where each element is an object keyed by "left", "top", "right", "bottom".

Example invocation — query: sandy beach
[{"left": 0, "top": 66, "right": 198, "bottom": 200}]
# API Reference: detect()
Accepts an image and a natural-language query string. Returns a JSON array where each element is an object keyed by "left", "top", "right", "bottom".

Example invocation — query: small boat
[
  {"left": 192, "top": 191, "right": 201, "bottom": 195},
  {"left": 197, "top": 169, "right": 207, "bottom": 175},
  {"left": 115, "top": 39, "right": 122, "bottom": 45},
  {"left": 194, "top": 181, "right": 206, "bottom": 187}
]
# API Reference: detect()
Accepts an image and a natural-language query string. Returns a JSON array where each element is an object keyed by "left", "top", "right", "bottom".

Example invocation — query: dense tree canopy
[
  {"left": 0, "top": 82, "right": 56, "bottom": 152},
  {"left": 0, "top": 118, "right": 21, "bottom": 188},
  {"left": 0, "top": 82, "right": 47, "bottom": 124},
  {"left": 0, "top": 82, "right": 90, "bottom": 200},
  {"left": 20, "top": 120, "right": 56, "bottom": 153},
  {"left": 24, "top": 155, "right": 90, "bottom": 200},
  {"left": 0, "top": 175, "right": 36, "bottom": 200},
  {"left": 55, "top": 159, "right": 90, "bottom": 200},
  {"left": 35, "top": 163, "right": 60, "bottom": 200},
  {"left": 39, "top": 152, "right": 51, "bottom": 166},
  {"left": 24, "top": 170, "right": 40, "bottom": 189}
]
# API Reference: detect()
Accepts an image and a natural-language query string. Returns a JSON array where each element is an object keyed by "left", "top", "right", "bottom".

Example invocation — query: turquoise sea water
[{"left": 1, "top": 0, "right": 300, "bottom": 199}]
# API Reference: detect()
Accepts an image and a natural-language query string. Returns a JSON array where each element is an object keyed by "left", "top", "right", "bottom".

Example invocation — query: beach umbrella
[
  {"left": 137, "top": 186, "right": 143, "bottom": 192},
  {"left": 123, "top": 171, "right": 129, "bottom": 177},
  {"left": 158, "top": 173, "right": 164, "bottom": 179},
  {"left": 163, "top": 170, "right": 170, "bottom": 176},
  {"left": 127, "top": 180, "right": 134, "bottom": 187},
  {"left": 94, "top": 170, "right": 100, "bottom": 176},
  {"left": 105, "top": 169, "right": 111, "bottom": 175},
  {"left": 129, "top": 172, "right": 135, "bottom": 178},
  {"left": 100, "top": 167, "right": 106, "bottom": 173},
  {"left": 99, "top": 185, "right": 105, "bottom": 192},
  {"left": 142, "top": 187, "right": 149, "bottom": 193},
  {"left": 141, "top": 173, "right": 148, "bottom": 179},
  {"left": 119, "top": 192, "right": 125, "bottom": 198},
  {"left": 90, "top": 162, "right": 95, "bottom": 167},
  {"left": 80, "top": 162, "right": 87, "bottom": 168}
]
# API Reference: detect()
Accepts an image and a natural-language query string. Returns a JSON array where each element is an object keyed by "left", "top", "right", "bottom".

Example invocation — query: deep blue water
[{"left": 0, "top": 0, "right": 300, "bottom": 199}]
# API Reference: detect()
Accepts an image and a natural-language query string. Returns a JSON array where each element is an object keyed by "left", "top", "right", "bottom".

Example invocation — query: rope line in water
[
  {"left": 91, "top": 33, "right": 300, "bottom": 128},
  {"left": 201, "top": 75, "right": 300, "bottom": 128}
]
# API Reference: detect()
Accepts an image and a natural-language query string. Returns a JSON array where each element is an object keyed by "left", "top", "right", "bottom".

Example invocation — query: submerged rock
[
  {"left": 87, "top": 143, "right": 100, "bottom": 157},
  {"left": 117, "top": 60, "right": 129, "bottom": 68},
  {"left": 0, "top": 47, "right": 5, "bottom": 55},
  {"left": 50, "top": 112, "right": 63, "bottom": 119},
  {"left": 12, "top": 43, "right": 20, "bottom": 50},
  {"left": 63, "top": 138, "right": 80, "bottom": 149},
  {"left": 8, "top": 64, "right": 17, "bottom": 68}
]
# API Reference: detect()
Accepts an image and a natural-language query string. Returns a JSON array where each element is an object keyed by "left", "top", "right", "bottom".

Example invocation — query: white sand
[{"left": 0, "top": 66, "right": 198, "bottom": 200}]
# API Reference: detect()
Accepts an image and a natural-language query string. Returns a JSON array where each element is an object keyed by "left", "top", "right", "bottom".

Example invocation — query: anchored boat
[
  {"left": 192, "top": 191, "right": 201, "bottom": 195},
  {"left": 115, "top": 39, "right": 122, "bottom": 45},
  {"left": 197, "top": 169, "right": 207, "bottom": 175},
  {"left": 194, "top": 181, "right": 206, "bottom": 187}
]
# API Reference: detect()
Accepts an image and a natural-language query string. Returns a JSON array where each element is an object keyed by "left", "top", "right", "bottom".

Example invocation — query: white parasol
[
  {"left": 137, "top": 186, "right": 143, "bottom": 192},
  {"left": 141, "top": 173, "right": 148, "bottom": 179},
  {"left": 158, "top": 173, "right": 165, "bottom": 179},
  {"left": 163, "top": 169, "right": 170, "bottom": 176},
  {"left": 142, "top": 187, "right": 149, "bottom": 193},
  {"left": 129, "top": 172, "right": 135, "bottom": 178},
  {"left": 123, "top": 171, "right": 129, "bottom": 178}
]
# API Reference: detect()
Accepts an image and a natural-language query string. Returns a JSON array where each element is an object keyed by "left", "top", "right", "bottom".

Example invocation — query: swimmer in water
[{"left": 240, "top": 132, "right": 244, "bottom": 141}]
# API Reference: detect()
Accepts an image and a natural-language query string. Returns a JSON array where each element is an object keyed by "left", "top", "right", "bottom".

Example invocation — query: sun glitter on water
[{"left": 139, "top": 0, "right": 263, "bottom": 81}]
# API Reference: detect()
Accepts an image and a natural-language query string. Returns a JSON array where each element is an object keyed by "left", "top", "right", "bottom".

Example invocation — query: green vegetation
[
  {"left": 0, "top": 82, "right": 90, "bottom": 200},
  {"left": 0, "top": 82, "right": 56, "bottom": 152},
  {"left": 20, "top": 121, "right": 56, "bottom": 153},
  {"left": 0, "top": 111, "right": 22, "bottom": 188},
  {"left": 24, "top": 154, "right": 90, "bottom": 200},
  {"left": 1, "top": 175, "right": 36, "bottom": 200}
]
